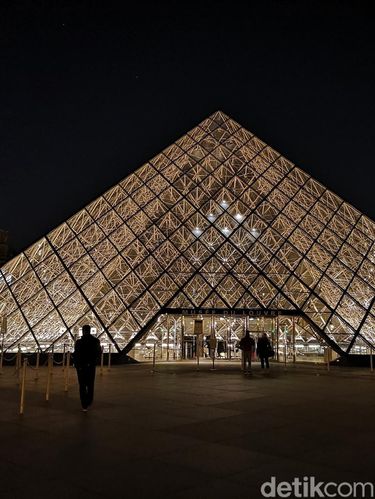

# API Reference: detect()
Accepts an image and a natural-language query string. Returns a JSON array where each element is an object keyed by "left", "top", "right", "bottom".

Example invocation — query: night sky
[{"left": 1, "top": 1, "right": 375, "bottom": 254}]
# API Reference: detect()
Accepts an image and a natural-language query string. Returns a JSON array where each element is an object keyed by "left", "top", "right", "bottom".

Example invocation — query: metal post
[
  {"left": 225, "top": 315, "right": 229, "bottom": 360},
  {"left": 159, "top": 325, "right": 163, "bottom": 362},
  {"left": 284, "top": 328, "right": 287, "bottom": 366},
  {"left": 46, "top": 353, "right": 52, "bottom": 401},
  {"left": 151, "top": 341, "right": 156, "bottom": 373},
  {"left": 210, "top": 314, "right": 216, "bottom": 370},
  {"left": 211, "top": 344, "right": 215, "bottom": 370},
  {"left": 292, "top": 317, "right": 296, "bottom": 363},
  {"left": 276, "top": 315, "right": 279, "bottom": 362},
  {"left": 64, "top": 351, "right": 71, "bottom": 392},
  {"left": 241, "top": 315, "right": 246, "bottom": 371},
  {"left": 370, "top": 348, "right": 373, "bottom": 373},
  {"left": 62, "top": 343, "right": 66, "bottom": 372},
  {"left": 196, "top": 334, "right": 200, "bottom": 371},
  {"left": 15, "top": 347, "right": 21, "bottom": 374},
  {"left": 194, "top": 318, "right": 203, "bottom": 370},
  {"left": 271, "top": 317, "right": 275, "bottom": 357},
  {"left": 228, "top": 314, "right": 232, "bottom": 360},
  {"left": 173, "top": 317, "right": 177, "bottom": 360},
  {"left": 34, "top": 350, "right": 40, "bottom": 381},
  {"left": 326, "top": 347, "right": 331, "bottom": 371},
  {"left": 108, "top": 344, "right": 112, "bottom": 371},
  {"left": 100, "top": 349, "right": 104, "bottom": 376},
  {"left": 181, "top": 314, "right": 185, "bottom": 360},
  {"left": 166, "top": 315, "right": 170, "bottom": 361},
  {"left": 0, "top": 316, "right": 5, "bottom": 374},
  {"left": 16, "top": 347, "right": 22, "bottom": 384},
  {"left": 19, "top": 358, "right": 27, "bottom": 415},
  {"left": 0, "top": 330, "right": 4, "bottom": 375}
]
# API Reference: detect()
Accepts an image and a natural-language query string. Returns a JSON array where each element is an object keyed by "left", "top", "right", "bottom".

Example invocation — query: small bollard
[
  {"left": 108, "top": 345, "right": 112, "bottom": 371},
  {"left": 100, "top": 350, "right": 104, "bottom": 376},
  {"left": 46, "top": 353, "right": 52, "bottom": 401},
  {"left": 19, "top": 358, "right": 27, "bottom": 415},
  {"left": 17, "top": 350, "right": 23, "bottom": 384},
  {"left": 64, "top": 351, "right": 70, "bottom": 392},
  {"left": 0, "top": 333, "right": 4, "bottom": 375},
  {"left": 209, "top": 336, "right": 217, "bottom": 371},
  {"left": 62, "top": 344, "right": 66, "bottom": 373},
  {"left": 326, "top": 347, "right": 331, "bottom": 371},
  {"left": 284, "top": 343, "right": 287, "bottom": 366},
  {"left": 151, "top": 342, "right": 156, "bottom": 373},
  {"left": 196, "top": 335, "right": 200, "bottom": 371},
  {"left": 15, "top": 349, "right": 21, "bottom": 377},
  {"left": 34, "top": 351, "right": 40, "bottom": 381}
]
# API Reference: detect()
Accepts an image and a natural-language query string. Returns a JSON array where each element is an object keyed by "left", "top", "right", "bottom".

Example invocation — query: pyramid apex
[{"left": 207, "top": 110, "right": 233, "bottom": 124}]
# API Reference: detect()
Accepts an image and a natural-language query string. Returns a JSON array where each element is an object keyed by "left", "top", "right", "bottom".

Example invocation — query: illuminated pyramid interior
[{"left": 0, "top": 111, "right": 374, "bottom": 359}]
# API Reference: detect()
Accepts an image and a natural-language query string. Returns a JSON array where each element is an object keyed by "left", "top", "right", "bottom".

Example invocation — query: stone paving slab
[{"left": 1, "top": 361, "right": 374, "bottom": 498}]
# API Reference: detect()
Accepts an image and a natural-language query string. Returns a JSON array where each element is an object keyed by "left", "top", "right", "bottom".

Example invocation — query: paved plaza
[{"left": 1, "top": 360, "right": 374, "bottom": 498}]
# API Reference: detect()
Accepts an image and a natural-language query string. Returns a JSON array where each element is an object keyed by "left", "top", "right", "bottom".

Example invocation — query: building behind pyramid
[{"left": 0, "top": 111, "right": 374, "bottom": 361}]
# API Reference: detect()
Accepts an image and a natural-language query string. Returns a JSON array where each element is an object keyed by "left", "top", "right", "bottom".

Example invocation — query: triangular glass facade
[{"left": 0, "top": 111, "right": 374, "bottom": 356}]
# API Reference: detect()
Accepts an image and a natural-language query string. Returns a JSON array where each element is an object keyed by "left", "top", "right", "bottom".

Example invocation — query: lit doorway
[{"left": 127, "top": 310, "right": 328, "bottom": 364}]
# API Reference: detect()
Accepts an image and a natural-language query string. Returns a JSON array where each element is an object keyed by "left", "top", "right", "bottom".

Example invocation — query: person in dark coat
[
  {"left": 238, "top": 330, "right": 255, "bottom": 373},
  {"left": 257, "top": 332, "right": 272, "bottom": 368},
  {"left": 73, "top": 324, "right": 102, "bottom": 411}
]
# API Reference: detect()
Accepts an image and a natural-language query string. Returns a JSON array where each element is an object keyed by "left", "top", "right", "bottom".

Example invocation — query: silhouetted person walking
[
  {"left": 73, "top": 324, "right": 102, "bottom": 412},
  {"left": 257, "top": 332, "right": 272, "bottom": 368},
  {"left": 239, "top": 330, "right": 255, "bottom": 373}
]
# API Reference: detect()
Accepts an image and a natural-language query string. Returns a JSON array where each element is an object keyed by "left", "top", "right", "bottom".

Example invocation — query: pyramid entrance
[
  {"left": 0, "top": 111, "right": 374, "bottom": 361},
  {"left": 127, "top": 309, "right": 339, "bottom": 364}
]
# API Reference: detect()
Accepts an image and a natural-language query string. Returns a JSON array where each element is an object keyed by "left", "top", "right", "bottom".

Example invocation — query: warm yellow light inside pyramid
[{"left": 0, "top": 110, "right": 373, "bottom": 358}]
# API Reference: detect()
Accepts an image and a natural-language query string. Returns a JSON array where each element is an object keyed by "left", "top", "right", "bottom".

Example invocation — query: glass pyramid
[{"left": 0, "top": 111, "right": 374, "bottom": 356}]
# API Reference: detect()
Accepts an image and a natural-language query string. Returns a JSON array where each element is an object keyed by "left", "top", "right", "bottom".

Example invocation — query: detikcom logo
[{"left": 260, "top": 476, "right": 374, "bottom": 498}]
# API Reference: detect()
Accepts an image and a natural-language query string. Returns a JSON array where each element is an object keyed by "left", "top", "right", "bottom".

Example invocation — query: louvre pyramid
[{"left": 0, "top": 111, "right": 374, "bottom": 356}]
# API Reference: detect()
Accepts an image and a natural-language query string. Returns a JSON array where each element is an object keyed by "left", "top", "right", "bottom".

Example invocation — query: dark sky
[{"left": 1, "top": 1, "right": 375, "bottom": 253}]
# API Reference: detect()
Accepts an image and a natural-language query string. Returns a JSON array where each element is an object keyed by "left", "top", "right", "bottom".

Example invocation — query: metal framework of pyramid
[{"left": 0, "top": 111, "right": 374, "bottom": 356}]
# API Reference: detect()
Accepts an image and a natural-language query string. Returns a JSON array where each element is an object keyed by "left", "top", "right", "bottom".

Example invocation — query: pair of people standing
[{"left": 238, "top": 331, "right": 272, "bottom": 372}]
